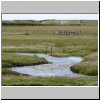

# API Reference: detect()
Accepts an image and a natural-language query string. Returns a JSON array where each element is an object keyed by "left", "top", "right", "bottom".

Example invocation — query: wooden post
[
  {"left": 45, "top": 47, "right": 47, "bottom": 55},
  {"left": 80, "top": 30, "right": 82, "bottom": 36},
  {"left": 50, "top": 45, "right": 52, "bottom": 55}
]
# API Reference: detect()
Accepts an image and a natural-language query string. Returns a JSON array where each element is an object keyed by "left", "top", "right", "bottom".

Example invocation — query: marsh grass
[
  {"left": 2, "top": 75, "right": 98, "bottom": 86},
  {"left": 2, "top": 53, "right": 48, "bottom": 68},
  {"left": 2, "top": 33, "right": 98, "bottom": 57},
  {"left": 2, "top": 48, "right": 44, "bottom": 53},
  {"left": 70, "top": 52, "right": 98, "bottom": 76},
  {"left": 2, "top": 25, "right": 98, "bottom": 86}
]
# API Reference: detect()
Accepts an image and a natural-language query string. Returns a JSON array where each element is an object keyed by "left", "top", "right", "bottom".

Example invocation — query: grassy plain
[{"left": 2, "top": 25, "right": 98, "bottom": 86}]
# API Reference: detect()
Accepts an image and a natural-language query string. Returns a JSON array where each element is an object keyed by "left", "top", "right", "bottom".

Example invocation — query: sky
[{"left": 2, "top": 14, "right": 98, "bottom": 20}]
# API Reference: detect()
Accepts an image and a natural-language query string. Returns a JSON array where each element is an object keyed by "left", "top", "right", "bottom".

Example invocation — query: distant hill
[{"left": 2, "top": 20, "right": 98, "bottom": 26}]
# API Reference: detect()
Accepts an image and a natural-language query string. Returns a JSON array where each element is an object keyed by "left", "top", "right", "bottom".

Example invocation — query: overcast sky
[{"left": 2, "top": 14, "right": 98, "bottom": 20}]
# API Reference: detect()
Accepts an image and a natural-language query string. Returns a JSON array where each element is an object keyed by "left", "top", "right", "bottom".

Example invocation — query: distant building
[{"left": 57, "top": 21, "right": 65, "bottom": 25}]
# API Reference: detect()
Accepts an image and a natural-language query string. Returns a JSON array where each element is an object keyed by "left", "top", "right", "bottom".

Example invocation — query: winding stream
[{"left": 9, "top": 53, "right": 86, "bottom": 77}]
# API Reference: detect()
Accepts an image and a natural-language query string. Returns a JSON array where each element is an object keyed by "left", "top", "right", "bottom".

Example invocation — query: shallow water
[{"left": 9, "top": 53, "right": 85, "bottom": 77}]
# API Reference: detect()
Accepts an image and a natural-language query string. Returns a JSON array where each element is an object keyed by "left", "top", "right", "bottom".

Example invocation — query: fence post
[
  {"left": 80, "top": 30, "right": 82, "bottom": 36},
  {"left": 45, "top": 46, "right": 48, "bottom": 55},
  {"left": 50, "top": 45, "right": 52, "bottom": 55}
]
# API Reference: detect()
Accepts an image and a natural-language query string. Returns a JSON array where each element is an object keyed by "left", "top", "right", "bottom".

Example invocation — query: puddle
[{"left": 9, "top": 53, "right": 85, "bottom": 77}]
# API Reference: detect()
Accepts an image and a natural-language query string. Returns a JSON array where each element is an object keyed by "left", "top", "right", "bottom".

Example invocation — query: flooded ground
[{"left": 9, "top": 53, "right": 86, "bottom": 77}]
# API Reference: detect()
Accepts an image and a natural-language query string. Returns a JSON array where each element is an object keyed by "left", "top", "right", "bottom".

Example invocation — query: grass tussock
[{"left": 70, "top": 52, "right": 98, "bottom": 76}]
